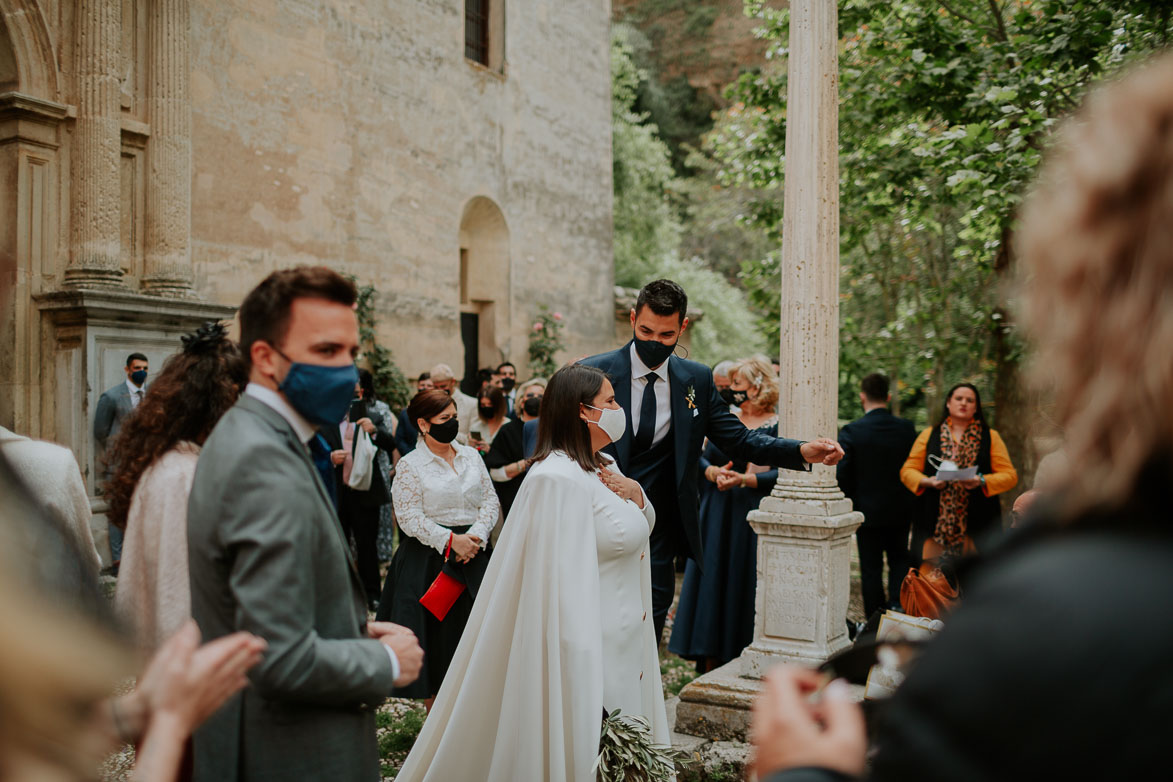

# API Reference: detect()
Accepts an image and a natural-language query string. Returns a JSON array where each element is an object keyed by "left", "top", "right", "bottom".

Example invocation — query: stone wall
[{"left": 188, "top": 0, "right": 616, "bottom": 378}]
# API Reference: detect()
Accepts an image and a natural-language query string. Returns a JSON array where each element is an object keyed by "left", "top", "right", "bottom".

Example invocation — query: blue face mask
[
  {"left": 273, "top": 348, "right": 359, "bottom": 427},
  {"left": 130, "top": 369, "right": 148, "bottom": 386}
]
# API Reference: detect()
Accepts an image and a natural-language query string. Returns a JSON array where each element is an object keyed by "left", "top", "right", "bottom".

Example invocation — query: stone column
[
  {"left": 142, "top": 0, "right": 194, "bottom": 296},
  {"left": 740, "top": 0, "right": 861, "bottom": 676},
  {"left": 674, "top": 0, "right": 860, "bottom": 743},
  {"left": 64, "top": 0, "right": 124, "bottom": 289}
]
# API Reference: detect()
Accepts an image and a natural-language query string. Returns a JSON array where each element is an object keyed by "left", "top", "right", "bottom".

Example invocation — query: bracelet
[{"left": 740, "top": 475, "right": 748, "bottom": 488}]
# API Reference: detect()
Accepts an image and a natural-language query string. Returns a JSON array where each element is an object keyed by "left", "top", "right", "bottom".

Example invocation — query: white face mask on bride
[{"left": 582, "top": 404, "right": 627, "bottom": 443}]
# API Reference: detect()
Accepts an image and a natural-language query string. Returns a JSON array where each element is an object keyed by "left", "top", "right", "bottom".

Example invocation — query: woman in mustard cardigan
[{"left": 900, "top": 382, "right": 1017, "bottom": 561}]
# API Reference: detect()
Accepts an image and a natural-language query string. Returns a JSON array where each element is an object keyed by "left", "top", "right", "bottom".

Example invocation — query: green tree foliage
[
  {"left": 612, "top": 29, "right": 767, "bottom": 366},
  {"left": 711, "top": 0, "right": 1173, "bottom": 449},
  {"left": 352, "top": 279, "right": 413, "bottom": 411}
]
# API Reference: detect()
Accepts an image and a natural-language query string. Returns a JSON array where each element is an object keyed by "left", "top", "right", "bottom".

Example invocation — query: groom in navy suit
[{"left": 580, "top": 279, "right": 844, "bottom": 642}]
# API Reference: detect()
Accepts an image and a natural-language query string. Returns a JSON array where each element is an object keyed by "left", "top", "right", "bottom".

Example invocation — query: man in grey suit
[
  {"left": 187, "top": 267, "right": 423, "bottom": 782},
  {"left": 93, "top": 351, "right": 149, "bottom": 565}
]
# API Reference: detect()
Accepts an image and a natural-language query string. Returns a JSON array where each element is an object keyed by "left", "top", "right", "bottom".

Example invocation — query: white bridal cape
[{"left": 396, "top": 451, "right": 670, "bottom": 781}]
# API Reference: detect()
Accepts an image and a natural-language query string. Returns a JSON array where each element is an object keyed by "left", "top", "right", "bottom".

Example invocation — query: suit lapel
[
  {"left": 612, "top": 343, "right": 633, "bottom": 470},
  {"left": 668, "top": 357, "right": 693, "bottom": 486},
  {"left": 239, "top": 397, "right": 367, "bottom": 595}
]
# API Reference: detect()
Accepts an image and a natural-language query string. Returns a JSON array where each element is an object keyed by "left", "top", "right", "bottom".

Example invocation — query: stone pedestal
[{"left": 740, "top": 485, "right": 861, "bottom": 675}]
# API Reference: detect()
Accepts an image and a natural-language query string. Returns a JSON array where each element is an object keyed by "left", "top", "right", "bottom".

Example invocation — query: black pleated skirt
[{"left": 375, "top": 525, "right": 489, "bottom": 699}]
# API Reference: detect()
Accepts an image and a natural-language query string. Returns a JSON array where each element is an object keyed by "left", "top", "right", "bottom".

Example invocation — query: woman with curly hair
[{"left": 111, "top": 322, "right": 248, "bottom": 650}]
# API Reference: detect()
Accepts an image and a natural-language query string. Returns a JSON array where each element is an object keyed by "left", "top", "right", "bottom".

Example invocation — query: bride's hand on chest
[{"left": 596, "top": 469, "right": 645, "bottom": 509}]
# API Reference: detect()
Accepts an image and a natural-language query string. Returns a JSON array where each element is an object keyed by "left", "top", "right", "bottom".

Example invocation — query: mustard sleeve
[
  {"left": 901, "top": 428, "right": 932, "bottom": 496},
  {"left": 983, "top": 429, "right": 1018, "bottom": 497}
]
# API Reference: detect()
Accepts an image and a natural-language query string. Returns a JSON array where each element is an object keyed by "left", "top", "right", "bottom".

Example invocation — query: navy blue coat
[
  {"left": 579, "top": 341, "right": 808, "bottom": 560},
  {"left": 836, "top": 408, "right": 918, "bottom": 529}
]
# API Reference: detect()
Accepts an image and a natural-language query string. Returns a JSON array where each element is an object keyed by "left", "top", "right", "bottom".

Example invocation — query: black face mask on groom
[{"left": 633, "top": 335, "right": 676, "bottom": 368}]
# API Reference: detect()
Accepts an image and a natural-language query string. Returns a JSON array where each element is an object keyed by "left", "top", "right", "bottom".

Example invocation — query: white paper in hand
[{"left": 928, "top": 455, "right": 978, "bottom": 482}]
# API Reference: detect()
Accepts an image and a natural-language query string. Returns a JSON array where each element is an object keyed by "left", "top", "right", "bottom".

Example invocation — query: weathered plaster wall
[{"left": 188, "top": 0, "right": 616, "bottom": 378}]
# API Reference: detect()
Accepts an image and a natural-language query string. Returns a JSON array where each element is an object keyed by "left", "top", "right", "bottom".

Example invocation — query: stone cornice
[
  {"left": 34, "top": 289, "right": 236, "bottom": 329},
  {"left": 0, "top": 91, "right": 70, "bottom": 148}
]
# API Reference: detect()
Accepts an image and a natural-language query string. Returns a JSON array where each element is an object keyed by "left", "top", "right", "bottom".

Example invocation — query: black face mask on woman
[
  {"left": 522, "top": 396, "right": 542, "bottom": 417},
  {"left": 426, "top": 417, "right": 459, "bottom": 444},
  {"left": 720, "top": 388, "right": 749, "bottom": 406}
]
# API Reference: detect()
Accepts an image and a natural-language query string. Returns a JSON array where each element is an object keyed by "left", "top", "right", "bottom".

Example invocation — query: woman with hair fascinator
[{"left": 111, "top": 321, "right": 249, "bottom": 650}]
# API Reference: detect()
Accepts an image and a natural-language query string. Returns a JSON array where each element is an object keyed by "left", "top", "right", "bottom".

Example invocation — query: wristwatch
[{"left": 978, "top": 472, "right": 987, "bottom": 487}]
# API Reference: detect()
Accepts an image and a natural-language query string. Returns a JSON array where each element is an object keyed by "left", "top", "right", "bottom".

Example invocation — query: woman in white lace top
[{"left": 375, "top": 388, "right": 498, "bottom": 708}]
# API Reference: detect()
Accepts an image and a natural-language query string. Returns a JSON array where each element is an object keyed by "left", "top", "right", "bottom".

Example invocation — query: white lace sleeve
[
  {"left": 392, "top": 458, "right": 453, "bottom": 554},
  {"left": 469, "top": 457, "right": 499, "bottom": 547}
]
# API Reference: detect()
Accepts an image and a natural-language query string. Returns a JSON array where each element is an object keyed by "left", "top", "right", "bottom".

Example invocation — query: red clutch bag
[{"left": 419, "top": 536, "right": 467, "bottom": 621}]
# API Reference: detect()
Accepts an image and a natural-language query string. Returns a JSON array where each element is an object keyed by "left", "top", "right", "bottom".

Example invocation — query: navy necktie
[{"left": 634, "top": 373, "right": 659, "bottom": 453}]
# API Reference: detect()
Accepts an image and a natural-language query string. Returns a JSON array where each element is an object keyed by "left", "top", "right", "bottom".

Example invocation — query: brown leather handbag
[{"left": 900, "top": 539, "right": 959, "bottom": 619}]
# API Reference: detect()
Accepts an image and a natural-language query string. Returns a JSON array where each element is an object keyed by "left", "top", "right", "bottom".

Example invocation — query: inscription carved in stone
[{"left": 763, "top": 543, "right": 819, "bottom": 642}]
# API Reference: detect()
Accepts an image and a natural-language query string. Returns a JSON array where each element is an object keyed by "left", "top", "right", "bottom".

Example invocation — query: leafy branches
[{"left": 352, "top": 279, "right": 413, "bottom": 411}]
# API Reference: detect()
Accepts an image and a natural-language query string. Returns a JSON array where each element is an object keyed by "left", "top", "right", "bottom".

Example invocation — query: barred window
[{"left": 465, "top": 0, "right": 490, "bottom": 65}]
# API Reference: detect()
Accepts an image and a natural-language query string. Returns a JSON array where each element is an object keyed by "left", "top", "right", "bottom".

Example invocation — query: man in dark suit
[
  {"left": 580, "top": 279, "right": 844, "bottom": 641},
  {"left": 93, "top": 351, "right": 149, "bottom": 566},
  {"left": 836, "top": 372, "right": 918, "bottom": 618},
  {"left": 186, "top": 267, "right": 422, "bottom": 782}
]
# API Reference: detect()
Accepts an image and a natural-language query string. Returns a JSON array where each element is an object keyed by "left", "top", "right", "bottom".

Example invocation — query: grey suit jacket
[
  {"left": 93, "top": 381, "right": 136, "bottom": 481},
  {"left": 187, "top": 395, "right": 394, "bottom": 782}
]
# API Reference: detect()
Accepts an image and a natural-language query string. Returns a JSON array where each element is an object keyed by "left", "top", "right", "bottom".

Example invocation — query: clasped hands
[
  {"left": 799, "top": 438, "right": 845, "bottom": 466},
  {"left": 706, "top": 461, "right": 752, "bottom": 492},
  {"left": 450, "top": 532, "right": 483, "bottom": 564}
]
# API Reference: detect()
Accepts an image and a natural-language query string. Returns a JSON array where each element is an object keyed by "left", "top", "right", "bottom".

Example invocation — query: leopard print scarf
[{"left": 935, "top": 417, "right": 982, "bottom": 554}]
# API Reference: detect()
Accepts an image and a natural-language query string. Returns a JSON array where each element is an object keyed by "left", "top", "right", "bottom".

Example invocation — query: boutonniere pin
[{"left": 685, "top": 385, "right": 697, "bottom": 410}]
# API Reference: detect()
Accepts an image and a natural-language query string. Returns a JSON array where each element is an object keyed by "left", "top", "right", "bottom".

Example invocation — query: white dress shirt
[
  {"left": 628, "top": 343, "right": 672, "bottom": 447},
  {"left": 393, "top": 443, "right": 499, "bottom": 554},
  {"left": 126, "top": 378, "right": 146, "bottom": 408},
  {"left": 243, "top": 383, "right": 400, "bottom": 681}
]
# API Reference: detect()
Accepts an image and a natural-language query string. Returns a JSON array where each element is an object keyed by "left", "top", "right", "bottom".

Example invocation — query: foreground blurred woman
[
  {"left": 397, "top": 363, "right": 668, "bottom": 781},
  {"left": 754, "top": 53, "right": 1173, "bottom": 782}
]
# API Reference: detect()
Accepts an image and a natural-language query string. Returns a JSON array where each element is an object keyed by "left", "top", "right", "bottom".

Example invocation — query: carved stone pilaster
[
  {"left": 65, "top": 0, "right": 124, "bottom": 290},
  {"left": 142, "top": 0, "right": 194, "bottom": 296}
]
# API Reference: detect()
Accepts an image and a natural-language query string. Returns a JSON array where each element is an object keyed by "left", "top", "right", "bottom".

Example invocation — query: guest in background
[
  {"left": 469, "top": 385, "right": 508, "bottom": 456},
  {"left": 485, "top": 377, "right": 546, "bottom": 518},
  {"left": 497, "top": 362, "right": 519, "bottom": 418},
  {"left": 320, "top": 371, "right": 396, "bottom": 609},
  {"left": 93, "top": 351, "right": 150, "bottom": 569},
  {"left": 836, "top": 373, "right": 918, "bottom": 618},
  {"left": 430, "top": 363, "right": 476, "bottom": 444},
  {"left": 359, "top": 369, "right": 400, "bottom": 564},
  {"left": 376, "top": 389, "right": 498, "bottom": 709},
  {"left": 396, "top": 372, "right": 433, "bottom": 456},
  {"left": 110, "top": 323, "right": 248, "bottom": 650},
  {"left": 670, "top": 356, "right": 781, "bottom": 671},
  {"left": 900, "top": 383, "right": 1017, "bottom": 562},
  {"left": 713, "top": 360, "right": 736, "bottom": 397}
]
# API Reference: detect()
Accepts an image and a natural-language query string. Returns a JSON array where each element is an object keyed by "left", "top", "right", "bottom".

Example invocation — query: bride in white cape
[{"left": 395, "top": 364, "right": 670, "bottom": 781}]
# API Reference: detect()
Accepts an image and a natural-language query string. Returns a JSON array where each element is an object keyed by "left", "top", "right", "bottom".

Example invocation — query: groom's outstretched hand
[
  {"left": 800, "top": 438, "right": 845, "bottom": 466},
  {"left": 369, "top": 622, "right": 424, "bottom": 687}
]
